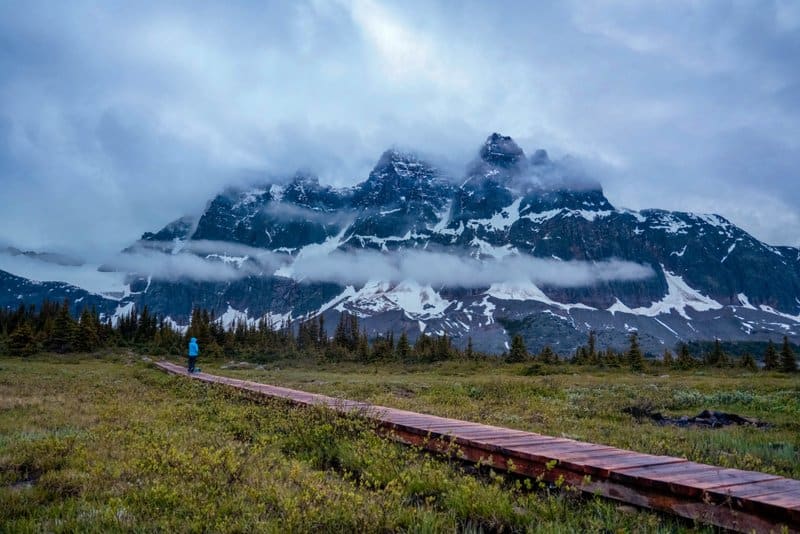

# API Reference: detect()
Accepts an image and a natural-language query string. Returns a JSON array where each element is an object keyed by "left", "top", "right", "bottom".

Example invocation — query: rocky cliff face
[{"left": 3, "top": 133, "right": 800, "bottom": 354}]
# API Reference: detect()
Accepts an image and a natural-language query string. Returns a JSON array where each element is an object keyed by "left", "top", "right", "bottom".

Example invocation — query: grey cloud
[
  {"left": 104, "top": 248, "right": 283, "bottom": 282},
  {"left": 103, "top": 244, "right": 654, "bottom": 288},
  {"left": 0, "top": 0, "right": 799, "bottom": 255},
  {"left": 289, "top": 249, "right": 654, "bottom": 288}
]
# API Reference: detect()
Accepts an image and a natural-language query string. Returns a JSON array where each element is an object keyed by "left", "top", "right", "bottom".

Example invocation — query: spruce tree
[
  {"left": 676, "top": 343, "right": 695, "bottom": 370},
  {"left": 780, "top": 336, "right": 798, "bottom": 372},
  {"left": 627, "top": 332, "right": 645, "bottom": 371},
  {"left": 396, "top": 331, "right": 411, "bottom": 360},
  {"left": 8, "top": 322, "right": 37, "bottom": 356},
  {"left": 333, "top": 312, "right": 347, "bottom": 347},
  {"left": 706, "top": 339, "right": 727, "bottom": 367},
  {"left": 49, "top": 300, "right": 77, "bottom": 353},
  {"left": 357, "top": 330, "right": 370, "bottom": 362},
  {"left": 572, "top": 346, "right": 588, "bottom": 365},
  {"left": 603, "top": 347, "right": 619, "bottom": 367},
  {"left": 507, "top": 334, "right": 527, "bottom": 363},
  {"left": 739, "top": 352, "right": 758, "bottom": 372},
  {"left": 465, "top": 336, "right": 474, "bottom": 360},
  {"left": 587, "top": 330, "right": 597, "bottom": 363},
  {"left": 76, "top": 308, "right": 100, "bottom": 352},
  {"left": 662, "top": 349, "right": 674, "bottom": 368},
  {"left": 539, "top": 345, "right": 557, "bottom": 364},
  {"left": 763, "top": 341, "right": 779, "bottom": 371}
]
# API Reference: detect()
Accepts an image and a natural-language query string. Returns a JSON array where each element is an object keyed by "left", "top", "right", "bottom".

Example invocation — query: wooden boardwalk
[{"left": 155, "top": 361, "right": 799, "bottom": 532}]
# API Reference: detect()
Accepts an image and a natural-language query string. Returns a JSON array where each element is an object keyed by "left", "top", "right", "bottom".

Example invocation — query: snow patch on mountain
[
  {"left": 469, "top": 238, "right": 516, "bottom": 259},
  {"left": 521, "top": 208, "right": 562, "bottom": 224},
  {"left": 331, "top": 280, "right": 452, "bottom": 320},
  {"left": 567, "top": 209, "right": 613, "bottom": 222},
  {"left": 478, "top": 296, "right": 496, "bottom": 325},
  {"left": 429, "top": 203, "right": 452, "bottom": 233},
  {"left": 469, "top": 197, "right": 522, "bottom": 232},
  {"left": 737, "top": 293, "right": 757, "bottom": 310},
  {"left": 233, "top": 188, "right": 268, "bottom": 209},
  {"left": 649, "top": 214, "right": 691, "bottom": 234},
  {"left": 759, "top": 305, "right": 800, "bottom": 323},
  {"left": 486, "top": 281, "right": 595, "bottom": 311},
  {"left": 608, "top": 268, "right": 722, "bottom": 319},
  {"left": 206, "top": 254, "right": 248, "bottom": 268},
  {"left": 112, "top": 301, "right": 135, "bottom": 326},
  {"left": 276, "top": 226, "right": 350, "bottom": 278},
  {"left": 721, "top": 242, "right": 737, "bottom": 263},
  {"left": 350, "top": 231, "right": 413, "bottom": 251},
  {"left": 218, "top": 305, "right": 253, "bottom": 328}
]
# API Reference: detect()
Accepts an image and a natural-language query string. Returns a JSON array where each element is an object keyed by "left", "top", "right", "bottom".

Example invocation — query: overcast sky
[{"left": 1, "top": 0, "right": 799, "bottom": 259}]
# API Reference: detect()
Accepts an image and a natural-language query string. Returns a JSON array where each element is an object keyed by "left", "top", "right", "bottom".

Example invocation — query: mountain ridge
[{"left": 2, "top": 133, "right": 799, "bottom": 354}]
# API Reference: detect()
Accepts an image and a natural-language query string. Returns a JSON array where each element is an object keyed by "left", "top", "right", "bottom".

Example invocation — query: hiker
[{"left": 188, "top": 337, "right": 199, "bottom": 373}]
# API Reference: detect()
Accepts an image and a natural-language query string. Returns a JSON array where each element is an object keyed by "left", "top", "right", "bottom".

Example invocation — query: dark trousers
[{"left": 188, "top": 356, "right": 197, "bottom": 373}]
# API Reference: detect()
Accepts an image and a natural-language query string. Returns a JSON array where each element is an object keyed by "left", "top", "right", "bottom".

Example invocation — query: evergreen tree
[
  {"left": 706, "top": 339, "right": 727, "bottom": 367},
  {"left": 627, "top": 332, "right": 645, "bottom": 371},
  {"left": 317, "top": 315, "right": 327, "bottom": 347},
  {"left": 572, "top": 346, "right": 589, "bottom": 365},
  {"left": 603, "top": 347, "right": 619, "bottom": 367},
  {"left": 357, "top": 330, "right": 370, "bottom": 362},
  {"left": 75, "top": 308, "right": 100, "bottom": 352},
  {"left": 780, "top": 336, "right": 798, "bottom": 372},
  {"left": 662, "top": 349, "right": 674, "bottom": 368},
  {"left": 763, "top": 341, "right": 779, "bottom": 371},
  {"left": 333, "top": 312, "right": 354, "bottom": 351},
  {"left": 48, "top": 300, "right": 77, "bottom": 353},
  {"left": 434, "top": 334, "right": 451, "bottom": 361},
  {"left": 739, "top": 352, "right": 758, "bottom": 372},
  {"left": 8, "top": 321, "right": 37, "bottom": 356},
  {"left": 587, "top": 330, "right": 597, "bottom": 362},
  {"left": 507, "top": 334, "right": 527, "bottom": 363},
  {"left": 676, "top": 343, "right": 696, "bottom": 370},
  {"left": 396, "top": 331, "right": 411, "bottom": 360},
  {"left": 465, "top": 336, "right": 474, "bottom": 360},
  {"left": 538, "top": 345, "right": 557, "bottom": 364}
]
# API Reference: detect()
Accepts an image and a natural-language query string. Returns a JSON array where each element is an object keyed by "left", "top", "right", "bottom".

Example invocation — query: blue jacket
[{"left": 188, "top": 338, "right": 199, "bottom": 357}]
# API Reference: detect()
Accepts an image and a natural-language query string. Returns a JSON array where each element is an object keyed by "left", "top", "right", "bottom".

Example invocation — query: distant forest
[{"left": 0, "top": 300, "right": 797, "bottom": 373}]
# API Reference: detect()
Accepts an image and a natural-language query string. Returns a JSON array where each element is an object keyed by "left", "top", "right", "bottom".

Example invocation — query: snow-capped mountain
[{"left": 3, "top": 133, "right": 800, "bottom": 353}]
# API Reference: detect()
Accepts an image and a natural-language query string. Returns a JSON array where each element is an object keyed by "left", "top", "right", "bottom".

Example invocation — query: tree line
[{"left": 0, "top": 300, "right": 797, "bottom": 372}]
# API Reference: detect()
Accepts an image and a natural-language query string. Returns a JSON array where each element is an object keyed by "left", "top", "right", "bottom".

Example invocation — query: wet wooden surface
[{"left": 155, "top": 361, "right": 799, "bottom": 532}]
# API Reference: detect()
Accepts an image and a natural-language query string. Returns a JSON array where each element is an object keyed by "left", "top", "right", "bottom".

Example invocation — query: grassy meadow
[{"left": 1, "top": 353, "right": 798, "bottom": 532}]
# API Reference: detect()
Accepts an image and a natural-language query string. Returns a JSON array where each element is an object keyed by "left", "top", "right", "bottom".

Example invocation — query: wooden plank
[
  {"left": 476, "top": 433, "right": 567, "bottom": 448},
  {"left": 399, "top": 420, "right": 481, "bottom": 430},
  {"left": 679, "top": 470, "right": 781, "bottom": 490},
  {"left": 545, "top": 446, "right": 620, "bottom": 460},
  {"left": 549, "top": 447, "right": 631, "bottom": 462},
  {"left": 382, "top": 415, "right": 458, "bottom": 426},
  {"left": 455, "top": 432, "right": 538, "bottom": 444},
  {"left": 612, "top": 462, "right": 716, "bottom": 492},
  {"left": 561, "top": 453, "right": 687, "bottom": 475},
  {"left": 508, "top": 441, "right": 607, "bottom": 455},
  {"left": 450, "top": 428, "right": 530, "bottom": 438},
  {"left": 715, "top": 478, "right": 800, "bottom": 499},
  {"left": 748, "top": 490, "right": 800, "bottom": 508},
  {"left": 612, "top": 461, "right": 786, "bottom": 501}
]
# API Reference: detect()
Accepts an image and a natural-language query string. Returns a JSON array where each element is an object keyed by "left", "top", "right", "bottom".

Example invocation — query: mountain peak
[
  {"left": 369, "top": 148, "right": 434, "bottom": 182},
  {"left": 480, "top": 133, "right": 525, "bottom": 167},
  {"left": 530, "top": 149, "right": 550, "bottom": 166},
  {"left": 289, "top": 172, "right": 320, "bottom": 188},
  {"left": 373, "top": 148, "right": 425, "bottom": 173}
]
